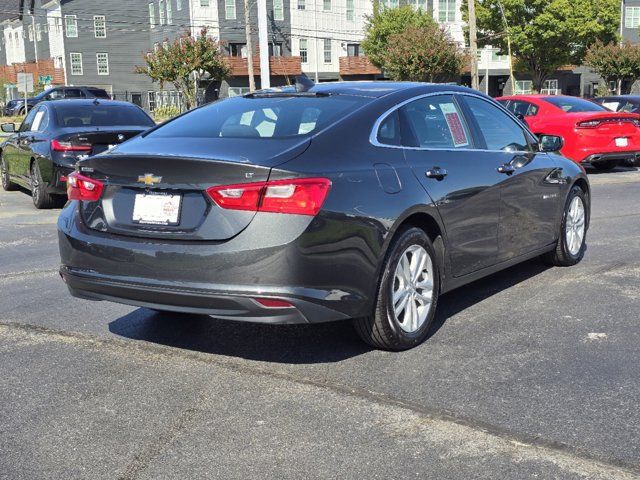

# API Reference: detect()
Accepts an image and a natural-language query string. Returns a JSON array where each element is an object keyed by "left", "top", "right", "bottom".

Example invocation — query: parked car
[
  {"left": 497, "top": 94, "right": 640, "bottom": 170},
  {"left": 1, "top": 99, "right": 155, "bottom": 208},
  {"left": 4, "top": 86, "right": 111, "bottom": 116},
  {"left": 593, "top": 95, "right": 640, "bottom": 114},
  {"left": 58, "top": 81, "right": 590, "bottom": 351}
]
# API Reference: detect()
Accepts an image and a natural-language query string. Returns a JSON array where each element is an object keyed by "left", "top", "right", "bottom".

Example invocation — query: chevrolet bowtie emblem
[{"left": 138, "top": 173, "right": 162, "bottom": 185}]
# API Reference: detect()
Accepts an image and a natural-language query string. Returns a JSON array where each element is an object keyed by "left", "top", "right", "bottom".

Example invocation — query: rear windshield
[
  {"left": 87, "top": 88, "right": 111, "bottom": 99},
  {"left": 54, "top": 104, "right": 155, "bottom": 128},
  {"left": 542, "top": 97, "right": 607, "bottom": 113},
  {"left": 147, "top": 95, "right": 368, "bottom": 139}
]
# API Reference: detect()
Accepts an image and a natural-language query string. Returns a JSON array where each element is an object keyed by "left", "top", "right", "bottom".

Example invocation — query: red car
[{"left": 497, "top": 94, "right": 640, "bottom": 170}]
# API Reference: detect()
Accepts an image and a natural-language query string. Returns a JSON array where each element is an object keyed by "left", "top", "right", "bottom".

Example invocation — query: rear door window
[
  {"left": 505, "top": 100, "right": 538, "bottom": 117},
  {"left": 64, "top": 88, "right": 85, "bottom": 99},
  {"left": 87, "top": 88, "right": 111, "bottom": 99},
  {"left": 399, "top": 95, "right": 471, "bottom": 149}
]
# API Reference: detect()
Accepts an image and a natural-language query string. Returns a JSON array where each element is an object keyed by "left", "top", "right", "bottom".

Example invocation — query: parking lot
[{"left": 0, "top": 167, "right": 639, "bottom": 479}]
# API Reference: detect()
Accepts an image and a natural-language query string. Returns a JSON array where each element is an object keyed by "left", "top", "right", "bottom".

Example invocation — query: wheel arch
[{"left": 571, "top": 176, "right": 591, "bottom": 229}]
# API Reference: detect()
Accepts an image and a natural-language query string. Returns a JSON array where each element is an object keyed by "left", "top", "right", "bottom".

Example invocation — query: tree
[
  {"left": 379, "top": 24, "right": 467, "bottom": 82},
  {"left": 137, "top": 29, "right": 231, "bottom": 110},
  {"left": 585, "top": 41, "right": 640, "bottom": 94},
  {"left": 463, "top": 0, "right": 620, "bottom": 92},
  {"left": 361, "top": 5, "right": 437, "bottom": 71}
]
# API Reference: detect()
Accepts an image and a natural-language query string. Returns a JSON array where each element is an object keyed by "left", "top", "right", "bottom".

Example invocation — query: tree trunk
[{"left": 617, "top": 78, "right": 622, "bottom": 95}]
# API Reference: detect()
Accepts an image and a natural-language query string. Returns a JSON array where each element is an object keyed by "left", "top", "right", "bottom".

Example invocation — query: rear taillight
[
  {"left": 67, "top": 172, "right": 104, "bottom": 201},
  {"left": 206, "top": 177, "right": 331, "bottom": 216},
  {"left": 577, "top": 120, "right": 601, "bottom": 128},
  {"left": 51, "top": 139, "right": 92, "bottom": 152}
]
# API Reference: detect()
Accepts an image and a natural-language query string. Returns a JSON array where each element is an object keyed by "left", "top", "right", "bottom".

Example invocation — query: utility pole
[
  {"left": 244, "top": 0, "right": 256, "bottom": 91},
  {"left": 313, "top": 0, "right": 319, "bottom": 83},
  {"left": 257, "top": 0, "right": 270, "bottom": 89},
  {"left": 467, "top": 0, "right": 479, "bottom": 90},
  {"left": 497, "top": 0, "right": 515, "bottom": 94}
]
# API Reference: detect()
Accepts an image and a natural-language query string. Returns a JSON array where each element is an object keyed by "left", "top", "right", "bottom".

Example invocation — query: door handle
[
  {"left": 426, "top": 167, "right": 448, "bottom": 180},
  {"left": 497, "top": 164, "right": 516, "bottom": 175}
]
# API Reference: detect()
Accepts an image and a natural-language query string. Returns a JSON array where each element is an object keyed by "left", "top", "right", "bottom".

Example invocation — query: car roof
[
  {"left": 595, "top": 95, "right": 640, "bottom": 101},
  {"left": 302, "top": 81, "right": 478, "bottom": 98},
  {"left": 39, "top": 99, "right": 137, "bottom": 108}
]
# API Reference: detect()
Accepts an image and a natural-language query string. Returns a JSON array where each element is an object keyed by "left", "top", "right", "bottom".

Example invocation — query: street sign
[
  {"left": 17, "top": 73, "right": 34, "bottom": 94},
  {"left": 39, "top": 75, "right": 52, "bottom": 85}
]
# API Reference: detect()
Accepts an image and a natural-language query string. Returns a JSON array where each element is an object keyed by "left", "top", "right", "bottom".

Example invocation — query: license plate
[
  {"left": 615, "top": 137, "right": 628, "bottom": 147},
  {"left": 132, "top": 193, "right": 182, "bottom": 225}
]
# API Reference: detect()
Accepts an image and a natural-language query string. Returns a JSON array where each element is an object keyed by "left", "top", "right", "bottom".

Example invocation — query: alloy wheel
[
  {"left": 391, "top": 244, "right": 434, "bottom": 333},
  {"left": 565, "top": 196, "right": 585, "bottom": 256}
]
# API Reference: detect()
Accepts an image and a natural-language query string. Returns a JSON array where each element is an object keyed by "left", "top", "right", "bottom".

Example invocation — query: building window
[
  {"left": 297, "top": 0, "right": 305, "bottom": 10},
  {"left": 229, "top": 43, "right": 247, "bottom": 57},
  {"left": 70, "top": 52, "right": 83, "bottom": 75},
  {"left": 347, "top": 43, "right": 361, "bottom": 57},
  {"left": 273, "top": 0, "right": 284, "bottom": 20},
  {"left": 94, "top": 15, "right": 106, "bottom": 38},
  {"left": 96, "top": 53, "right": 109, "bottom": 75},
  {"left": 299, "top": 38, "right": 307, "bottom": 63},
  {"left": 148, "top": 91, "right": 157, "bottom": 112},
  {"left": 269, "top": 43, "right": 282, "bottom": 56},
  {"left": 414, "top": 0, "right": 426, "bottom": 9},
  {"left": 491, "top": 48, "right": 507, "bottom": 62},
  {"left": 438, "top": 0, "right": 456, "bottom": 22},
  {"left": 380, "top": 0, "right": 398, "bottom": 8},
  {"left": 323, "top": 38, "right": 331, "bottom": 63},
  {"left": 200, "top": 0, "right": 210, "bottom": 5},
  {"left": 346, "top": 0, "right": 354, "bottom": 20},
  {"left": 159, "top": 0, "right": 166, "bottom": 24},
  {"left": 35, "top": 23, "right": 42, "bottom": 41},
  {"left": 65, "top": 15, "right": 78, "bottom": 37},
  {"left": 323, "top": 0, "right": 331, "bottom": 10},
  {"left": 166, "top": 0, "right": 173, "bottom": 24},
  {"left": 225, "top": 0, "right": 236, "bottom": 19},
  {"left": 514, "top": 80, "right": 533, "bottom": 95},
  {"left": 228, "top": 87, "right": 250, "bottom": 97},
  {"left": 54, "top": 56, "right": 63, "bottom": 69},
  {"left": 28, "top": 25, "right": 34, "bottom": 42},
  {"left": 625, "top": 7, "right": 640, "bottom": 28},
  {"left": 541, "top": 79, "right": 559, "bottom": 95},
  {"left": 177, "top": 0, "right": 182, "bottom": 10},
  {"left": 149, "top": 3, "right": 156, "bottom": 27}
]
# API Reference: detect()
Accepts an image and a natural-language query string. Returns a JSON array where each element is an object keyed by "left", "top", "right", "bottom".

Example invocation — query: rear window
[
  {"left": 87, "top": 88, "right": 111, "bottom": 99},
  {"left": 542, "top": 97, "right": 607, "bottom": 113},
  {"left": 54, "top": 104, "right": 155, "bottom": 128},
  {"left": 147, "top": 95, "right": 368, "bottom": 139}
]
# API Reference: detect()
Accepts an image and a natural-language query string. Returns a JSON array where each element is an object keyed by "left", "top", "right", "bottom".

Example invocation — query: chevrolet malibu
[{"left": 58, "top": 82, "right": 590, "bottom": 350}]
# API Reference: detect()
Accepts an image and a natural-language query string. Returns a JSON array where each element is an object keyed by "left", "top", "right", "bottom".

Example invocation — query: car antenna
[{"left": 295, "top": 75, "right": 315, "bottom": 93}]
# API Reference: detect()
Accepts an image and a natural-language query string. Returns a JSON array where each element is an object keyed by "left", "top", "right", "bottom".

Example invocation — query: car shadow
[
  {"left": 585, "top": 165, "right": 638, "bottom": 175},
  {"left": 108, "top": 258, "right": 551, "bottom": 364}
]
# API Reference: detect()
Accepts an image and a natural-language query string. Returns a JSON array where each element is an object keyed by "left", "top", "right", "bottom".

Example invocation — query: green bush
[{"left": 153, "top": 105, "right": 181, "bottom": 122}]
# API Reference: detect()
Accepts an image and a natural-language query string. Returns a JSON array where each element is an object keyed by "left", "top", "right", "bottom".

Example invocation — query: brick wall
[{"left": 0, "top": 59, "right": 65, "bottom": 86}]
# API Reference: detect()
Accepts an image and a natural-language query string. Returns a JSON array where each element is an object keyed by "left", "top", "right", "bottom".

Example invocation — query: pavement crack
[{"left": 1, "top": 320, "right": 639, "bottom": 478}]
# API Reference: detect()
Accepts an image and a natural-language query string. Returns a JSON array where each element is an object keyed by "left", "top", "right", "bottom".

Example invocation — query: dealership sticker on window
[{"left": 439, "top": 103, "right": 469, "bottom": 147}]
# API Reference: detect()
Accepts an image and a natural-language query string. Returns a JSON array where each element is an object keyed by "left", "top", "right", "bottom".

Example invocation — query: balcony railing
[
  {"left": 339, "top": 56, "right": 382, "bottom": 76},
  {"left": 226, "top": 56, "right": 302, "bottom": 77}
]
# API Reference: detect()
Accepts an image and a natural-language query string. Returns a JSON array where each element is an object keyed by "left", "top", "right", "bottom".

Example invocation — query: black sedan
[
  {"left": 57, "top": 81, "right": 590, "bottom": 350},
  {"left": 1, "top": 99, "right": 155, "bottom": 208},
  {"left": 4, "top": 86, "right": 110, "bottom": 116}
]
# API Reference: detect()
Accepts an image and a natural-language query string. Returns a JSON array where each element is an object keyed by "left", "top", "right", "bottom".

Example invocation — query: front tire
[
  {"left": 543, "top": 185, "right": 587, "bottom": 266},
  {"left": 1, "top": 155, "right": 17, "bottom": 191},
  {"left": 354, "top": 227, "right": 440, "bottom": 351},
  {"left": 30, "top": 162, "right": 58, "bottom": 209}
]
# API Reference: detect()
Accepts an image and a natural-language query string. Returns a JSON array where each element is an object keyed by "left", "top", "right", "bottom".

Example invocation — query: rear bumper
[
  {"left": 48, "top": 164, "right": 74, "bottom": 195},
  {"left": 57, "top": 202, "right": 374, "bottom": 324},
  {"left": 60, "top": 266, "right": 347, "bottom": 324},
  {"left": 580, "top": 152, "right": 640, "bottom": 167}
]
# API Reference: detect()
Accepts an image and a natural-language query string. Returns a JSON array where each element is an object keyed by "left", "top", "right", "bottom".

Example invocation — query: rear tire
[
  {"left": 1, "top": 155, "right": 17, "bottom": 191},
  {"left": 543, "top": 185, "right": 587, "bottom": 266},
  {"left": 353, "top": 227, "right": 440, "bottom": 351},
  {"left": 592, "top": 161, "right": 617, "bottom": 171},
  {"left": 30, "top": 162, "right": 58, "bottom": 209}
]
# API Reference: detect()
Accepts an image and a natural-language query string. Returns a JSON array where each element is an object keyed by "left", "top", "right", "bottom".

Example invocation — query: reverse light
[
  {"left": 67, "top": 172, "right": 104, "bottom": 201},
  {"left": 206, "top": 177, "right": 331, "bottom": 216},
  {"left": 52, "top": 139, "right": 92, "bottom": 152}
]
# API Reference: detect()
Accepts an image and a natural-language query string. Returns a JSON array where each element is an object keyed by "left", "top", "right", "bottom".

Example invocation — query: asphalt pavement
[{"left": 1, "top": 167, "right": 639, "bottom": 479}]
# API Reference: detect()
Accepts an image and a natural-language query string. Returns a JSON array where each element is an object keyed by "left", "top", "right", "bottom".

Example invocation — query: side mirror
[
  {"left": 1, "top": 123, "right": 16, "bottom": 133},
  {"left": 539, "top": 134, "right": 563, "bottom": 152}
]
